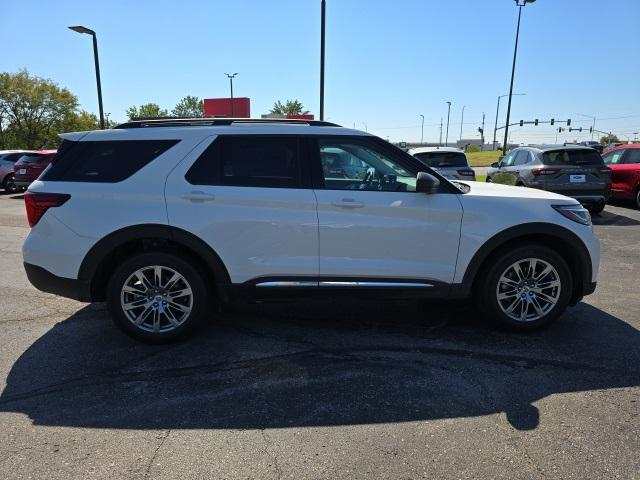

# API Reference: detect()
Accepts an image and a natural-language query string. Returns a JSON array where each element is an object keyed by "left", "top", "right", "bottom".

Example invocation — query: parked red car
[
  {"left": 602, "top": 144, "right": 640, "bottom": 209},
  {"left": 13, "top": 150, "right": 57, "bottom": 189}
]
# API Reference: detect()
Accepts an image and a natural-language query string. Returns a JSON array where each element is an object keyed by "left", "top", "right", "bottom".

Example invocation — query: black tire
[
  {"left": 2, "top": 174, "right": 18, "bottom": 193},
  {"left": 588, "top": 202, "right": 605, "bottom": 215},
  {"left": 106, "top": 251, "right": 211, "bottom": 343},
  {"left": 636, "top": 188, "right": 640, "bottom": 210},
  {"left": 486, "top": 176, "right": 492, "bottom": 183},
  {"left": 475, "top": 245, "right": 573, "bottom": 331}
]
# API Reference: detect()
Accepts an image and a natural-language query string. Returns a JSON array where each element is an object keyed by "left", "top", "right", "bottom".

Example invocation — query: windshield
[
  {"left": 414, "top": 151, "right": 468, "bottom": 168},
  {"left": 542, "top": 149, "right": 604, "bottom": 166}
]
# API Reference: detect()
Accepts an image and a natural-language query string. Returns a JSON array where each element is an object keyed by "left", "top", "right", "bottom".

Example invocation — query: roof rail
[{"left": 114, "top": 117, "right": 341, "bottom": 129}]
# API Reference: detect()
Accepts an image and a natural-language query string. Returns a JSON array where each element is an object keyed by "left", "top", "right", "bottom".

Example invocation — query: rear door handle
[
  {"left": 180, "top": 191, "right": 216, "bottom": 202},
  {"left": 332, "top": 199, "right": 365, "bottom": 208}
]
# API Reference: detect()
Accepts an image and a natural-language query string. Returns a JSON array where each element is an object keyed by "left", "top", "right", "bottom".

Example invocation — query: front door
[{"left": 312, "top": 137, "right": 463, "bottom": 285}]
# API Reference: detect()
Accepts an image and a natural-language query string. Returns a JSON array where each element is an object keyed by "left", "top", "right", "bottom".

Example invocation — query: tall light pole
[
  {"left": 420, "top": 114, "right": 424, "bottom": 144},
  {"left": 502, "top": 0, "right": 536, "bottom": 155},
  {"left": 577, "top": 113, "right": 596, "bottom": 140},
  {"left": 439, "top": 118, "right": 443, "bottom": 146},
  {"left": 459, "top": 106, "right": 465, "bottom": 141},
  {"left": 445, "top": 101, "right": 452, "bottom": 146},
  {"left": 68, "top": 26, "right": 105, "bottom": 129},
  {"left": 225, "top": 73, "right": 238, "bottom": 117},
  {"left": 493, "top": 93, "right": 526, "bottom": 150},
  {"left": 320, "top": 0, "right": 326, "bottom": 120}
]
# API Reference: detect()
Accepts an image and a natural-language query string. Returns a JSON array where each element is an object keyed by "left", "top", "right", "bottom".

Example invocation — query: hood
[{"left": 457, "top": 180, "right": 578, "bottom": 203}]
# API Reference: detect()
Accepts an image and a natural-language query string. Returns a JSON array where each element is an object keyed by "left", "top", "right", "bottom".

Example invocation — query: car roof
[
  {"left": 518, "top": 144, "right": 597, "bottom": 153},
  {"left": 604, "top": 143, "right": 640, "bottom": 153},
  {"left": 408, "top": 146, "right": 464, "bottom": 154}
]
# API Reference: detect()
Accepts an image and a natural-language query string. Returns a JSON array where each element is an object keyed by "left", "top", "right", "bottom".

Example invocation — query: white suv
[{"left": 22, "top": 118, "right": 600, "bottom": 343}]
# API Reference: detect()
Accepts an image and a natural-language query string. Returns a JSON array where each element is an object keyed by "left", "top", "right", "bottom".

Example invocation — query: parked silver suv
[
  {"left": 408, "top": 147, "right": 476, "bottom": 181},
  {"left": 486, "top": 145, "right": 611, "bottom": 214}
]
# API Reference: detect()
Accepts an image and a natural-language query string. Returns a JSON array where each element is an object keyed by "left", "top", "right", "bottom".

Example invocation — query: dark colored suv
[{"left": 487, "top": 145, "right": 611, "bottom": 213}]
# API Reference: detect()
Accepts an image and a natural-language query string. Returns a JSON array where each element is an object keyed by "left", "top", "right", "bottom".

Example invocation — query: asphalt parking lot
[{"left": 0, "top": 192, "right": 638, "bottom": 479}]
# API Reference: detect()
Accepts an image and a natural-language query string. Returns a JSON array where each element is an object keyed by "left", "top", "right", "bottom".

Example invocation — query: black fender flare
[
  {"left": 78, "top": 224, "right": 231, "bottom": 300},
  {"left": 454, "top": 222, "right": 593, "bottom": 300}
]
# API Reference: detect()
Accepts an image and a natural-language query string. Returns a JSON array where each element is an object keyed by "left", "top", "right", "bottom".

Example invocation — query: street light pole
[
  {"left": 445, "top": 101, "right": 452, "bottom": 146},
  {"left": 68, "top": 26, "right": 105, "bottom": 129},
  {"left": 225, "top": 73, "right": 238, "bottom": 117},
  {"left": 493, "top": 93, "right": 526, "bottom": 150},
  {"left": 439, "top": 118, "right": 443, "bottom": 146},
  {"left": 420, "top": 114, "right": 424, "bottom": 144},
  {"left": 459, "top": 106, "right": 465, "bottom": 141},
  {"left": 320, "top": 0, "right": 326, "bottom": 121},
  {"left": 502, "top": 0, "right": 536, "bottom": 155}
]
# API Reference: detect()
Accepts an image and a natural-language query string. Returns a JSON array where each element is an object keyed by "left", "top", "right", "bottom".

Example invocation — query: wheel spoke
[
  {"left": 535, "top": 280, "right": 560, "bottom": 290},
  {"left": 164, "top": 306, "right": 181, "bottom": 327},
  {"left": 530, "top": 296, "right": 545, "bottom": 317},
  {"left": 123, "top": 298, "right": 148, "bottom": 310},
  {"left": 498, "top": 290, "right": 518, "bottom": 301},
  {"left": 534, "top": 265, "right": 553, "bottom": 282},
  {"left": 167, "top": 300, "right": 190, "bottom": 313},
  {"left": 527, "top": 259, "right": 537, "bottom": 278},
  {"left": 167, "top": 287, "right": 192, "bottom": 300},
  {"left": 152, "top": 309, "right": 161, "bottom": 332},
  {"left": 153, "top": 266, "right": 162, "bottom": 288},
  {"left": 512, "top": 262, "right": 526, "bottom": 281},
  {"left": 133, "top": 304, "right": 154, "bottom": 325},
  {"left": 163, "top": 271, "right": 181, "bottom": 290},
  {"left": 532, "top": 290, "right": 557, "bottom": 305}
]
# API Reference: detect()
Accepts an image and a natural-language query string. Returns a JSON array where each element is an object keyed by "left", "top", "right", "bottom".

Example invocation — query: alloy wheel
[
  {"left": 495, "top": 258, "right": 561, "bottom": 322},
  {"left": 120, "top": 265, "right": 193, "bottom": 333}
]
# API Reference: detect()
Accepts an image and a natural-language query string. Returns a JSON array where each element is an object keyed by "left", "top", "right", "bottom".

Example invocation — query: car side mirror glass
[
  {"left": 416, "top": 171, "right": 440, "bottom": 194},
  {"left": 491, "top": 162, "right": 500, "bottom": 168}
]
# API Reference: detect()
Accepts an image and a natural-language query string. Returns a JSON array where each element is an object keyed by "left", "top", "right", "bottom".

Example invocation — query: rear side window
[
  {"left": 186, "top": 136, "right": 302, "bottom": 188},
  {"left": 414, "top": 151, "right": 468, "bottom": 168},
  {"left": 542, "top": 149, "right": 604, "bottom": 166},
  {"left": 17, "top": 154, "right": 49, "bottom": 164},
  {"left": 513, "top": 150, "right": 531, "bottom": 166},
  {"left": 42, "top": 139, "right": 178, "bottom": 182},
  {"left": 624, "top": 149, "right": 640, "bottom": 165}
]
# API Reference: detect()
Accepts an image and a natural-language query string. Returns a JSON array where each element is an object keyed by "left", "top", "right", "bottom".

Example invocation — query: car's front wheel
[
  {"left": 476, "top": 245, "right": 573, "bottom": 330},
  {"left": 107, "top": 252, "right": 210, "bottom": 343}
]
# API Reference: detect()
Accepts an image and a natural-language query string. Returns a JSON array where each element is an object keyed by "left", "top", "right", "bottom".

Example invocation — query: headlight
[{"left": 552, "top": 204, "right": 591, "bottom": 226}]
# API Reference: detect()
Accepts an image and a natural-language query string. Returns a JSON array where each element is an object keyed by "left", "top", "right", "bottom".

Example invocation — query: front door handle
[
  {"left": 180, "top": 191, "right": 216, "bottom": 202},
  {"left": 332, "top": 198, "right": 365, "bottom": 208}
]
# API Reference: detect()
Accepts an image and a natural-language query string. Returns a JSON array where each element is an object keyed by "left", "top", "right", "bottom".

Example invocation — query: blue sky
[{"left": 2, "top": 0, "right": 639, "bottom": 144}]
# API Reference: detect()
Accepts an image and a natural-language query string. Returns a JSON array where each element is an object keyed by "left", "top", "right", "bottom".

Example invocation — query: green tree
[
  {"left": 172, "top": 96, "right": 203, "bottom": 118},
  {"left": 0, "top": 69, "right": 89, "bottom": 149},
  {"left": 600, "top": 134, "right": 619, "bottom": 144},
  {"left": 269, "top": 99, "right": 309, "bottom": 115},
  {"left": 126, "top": 103, "right": 168, "bottom": 120},
  {"left": 465, "top": 144, "right": 481, "bottom": 153}
]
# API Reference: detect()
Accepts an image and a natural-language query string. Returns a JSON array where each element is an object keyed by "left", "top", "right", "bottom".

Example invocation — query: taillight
[
  {"left": 531, "top": 168, "right": 560, "bottom": 176},
  {"left": 24, "top": 192, "right": 70, "bottom": 227},
  {"left": 457, "top": 169, "right": 475, "bottom": 177}
]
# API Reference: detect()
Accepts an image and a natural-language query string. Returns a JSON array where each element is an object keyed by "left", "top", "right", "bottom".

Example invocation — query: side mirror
[
  {"left": 490, "top": 162, "right": 500, "bottom": 168},
  {"left": 416, "top": 171, "right": 440, "bottom": 194}
]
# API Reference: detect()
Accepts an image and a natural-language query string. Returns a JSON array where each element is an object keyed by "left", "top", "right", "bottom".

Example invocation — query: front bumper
[{"left": 24, "top": 262, "right": 91, "bottom": 302}]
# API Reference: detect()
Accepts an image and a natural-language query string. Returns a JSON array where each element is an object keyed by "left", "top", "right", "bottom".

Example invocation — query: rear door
[
  {"left": 602, "top": 148, "right": 628, "bottom": 197},
  {"left": 165, "top": 135, "right": 319, "bottom": 285},
  {"left": 540, "top": 149, "right": 609, "bottom": 196}
]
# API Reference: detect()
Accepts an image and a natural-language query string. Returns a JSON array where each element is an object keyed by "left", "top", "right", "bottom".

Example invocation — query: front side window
[
  {"left": 514, "top": 150, "right": 531, "bottom": 166},
  {"left": 317, "top": 139, "right": 417, "bottom": 192},
  {"left": 186, "top": 136, "right": 302, "bottom": 188},
  {"left": 501, "top": 151, "right": 517, "bottom": 167},
  {"left": 603, "top": 150, "right": 626, "bottom": 165}
]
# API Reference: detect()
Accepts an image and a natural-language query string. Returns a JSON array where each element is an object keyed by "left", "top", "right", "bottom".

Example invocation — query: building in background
[{"left": 203, "top": 97, "right": 250, "bottom": 118}]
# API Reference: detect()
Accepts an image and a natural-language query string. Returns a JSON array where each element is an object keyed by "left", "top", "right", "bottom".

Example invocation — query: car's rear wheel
[
  {"left": 107, "top": 252, "right": 210, "bottom": 343},
  {"left": 476, "top": 245, "right": 573, "bottom": 330},
  {"left": 2, "top": 174, "right": 18, "bottom": 193},
  {"left": 486, "top": 177, "right": 492, "bottom": 183}
]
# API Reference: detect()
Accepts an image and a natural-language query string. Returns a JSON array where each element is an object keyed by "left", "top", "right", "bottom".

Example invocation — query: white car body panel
[{"left": 314, "top": 190, "right": 463, "bottom": 283}]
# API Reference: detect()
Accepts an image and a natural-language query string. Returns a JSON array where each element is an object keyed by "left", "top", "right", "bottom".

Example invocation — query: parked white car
[{"left": 23, "top": 119, "right": 599, "bottom": 342}]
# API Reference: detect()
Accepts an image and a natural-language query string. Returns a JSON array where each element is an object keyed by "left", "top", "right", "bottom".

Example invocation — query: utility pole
[
  {"left": 502, "top": 0, "right": 536, "bottom": 155},
  {"left": 480, "top": 112, "right": 485, "bottom": 150},
  {"left": 459, "top": 105, "right": 465, "bottom": 141},
  {"left": 225, "top": 73, "right": 238, "bottom": 117},
  {"left": 439, "top": 118, "right": 443, "bottom": 146},
  {"left": 319, "top": 0, "right": 326, "bottom": 120},
  {"left": 420, "top": 114, "right": 424, "bottom": 144},
  {"left": 445, "top": 101, "right": 452, "bottom": 146}
]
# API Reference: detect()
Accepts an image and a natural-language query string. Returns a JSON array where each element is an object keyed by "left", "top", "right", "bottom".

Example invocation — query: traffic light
[
  {"left": 519, "top": 120, "right": 524, "bottom": 126},
  {"left": 551, "top": 118, "right": 555, "bottom": 126},
  {"left": 567, "top": 119, "right": 571, "bottom": 126},
  {"left": 558, "top": 127, "right": 564, "bottom": 133},
  {"left": 579, "top": 127, "right": 583, "bottom": 132},
  {"left": 589, "top": 127, "right": 593, "bottom": 133},
  {"left": 534, "top": 119, "right": 539, "bottom": 126},
  {"left": 478, "top": 127, "right": 484, "bottom": 134}
]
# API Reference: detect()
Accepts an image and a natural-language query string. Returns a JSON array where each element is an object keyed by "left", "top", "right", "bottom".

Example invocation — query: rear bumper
[
  {"left": 24, "top": 262, "right": 91, "bottom": 302},
  {"left": 14, "top": 179, "right": 33, "bottom": 187}
]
